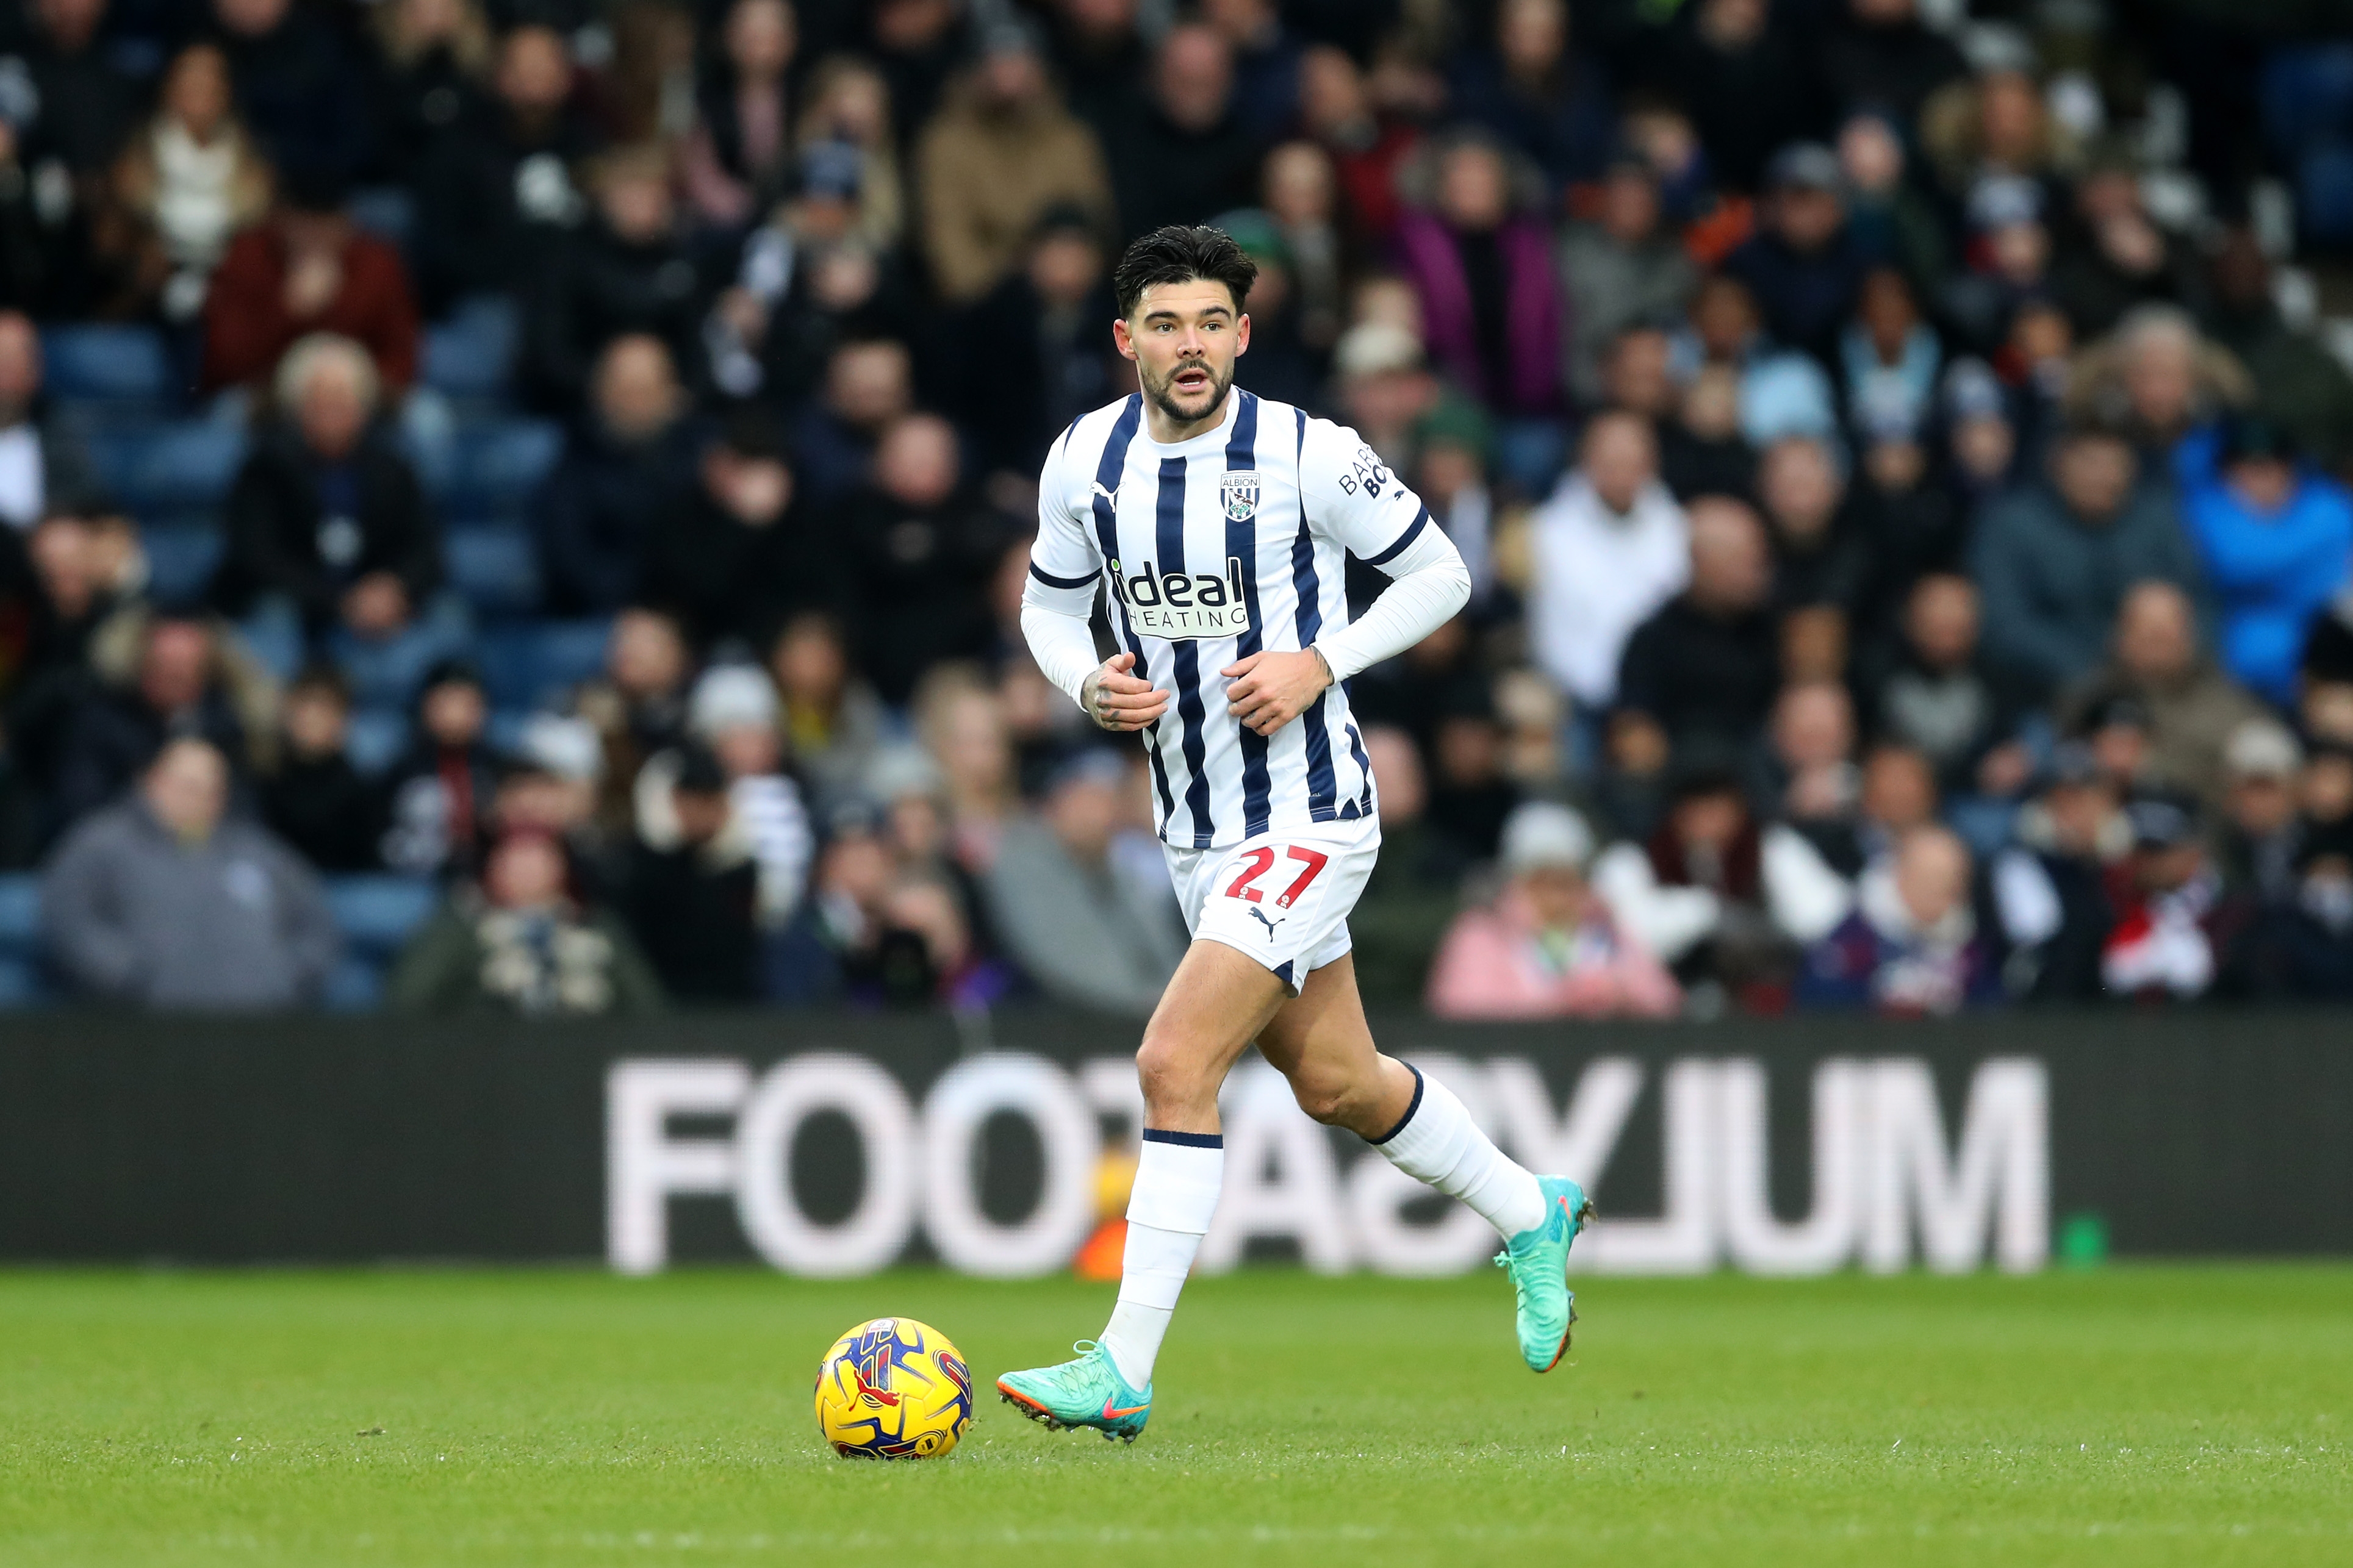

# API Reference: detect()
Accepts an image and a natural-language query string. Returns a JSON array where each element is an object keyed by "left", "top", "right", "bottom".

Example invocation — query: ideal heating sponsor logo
[{"left": 1108, "top": 556, "right": 1253, "bottom": 640}]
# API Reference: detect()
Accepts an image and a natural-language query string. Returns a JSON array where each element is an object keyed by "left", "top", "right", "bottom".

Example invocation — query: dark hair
[
  {"left": 1113, "top": 224, "right": 1258, "bottom": 319},
  {"left": 718, "top": 407, "right": 788, "bottom": 464},
  {"left": 287, "top": 663, "right": 351, "bottom": 704}
]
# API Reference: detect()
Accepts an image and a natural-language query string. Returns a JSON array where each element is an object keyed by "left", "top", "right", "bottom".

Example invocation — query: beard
[{"left": 1140, "top": 354, "right": 1235, "bottom": 428}]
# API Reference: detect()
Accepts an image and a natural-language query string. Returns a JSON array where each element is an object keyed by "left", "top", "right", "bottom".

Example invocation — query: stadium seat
[
  {"left": 444, "top": 526, "right": 543, "bottom": 615},
  {"left": 0, "top": 873, "right": 39, "bottom": 945},
  {"left": 422, "top": 296, "right": 519, "bottom": 405},
  {"left": 343, "top": 708, "right": 410, "bottom": 776},
  {"left": 2261, "top": 44, "right": 2353, "bottom": 159},
  {"left": 85, "top": 421, "right": 247, "bottom": 517},
  {"left": 478, "top": 617, "right": 611, "bottom": 712},
  {"left": 0, "top": 875, "right": 45, "bottom": 1009},
  {"left": 140, "top": 523, "right": 224, "bottom": 607},
  {"left": 322, "top": 955, "right": 386, "bottom": 1012},
  {"left": 322, "top": 875, "right": 437, "bottom": 1014},
  {"left": 327, "top": 874, "right": 438, "bottom": 953},
  {"left": 423, "top": 419, "right": 561, "bottom": 514},
  {"left": 41, "top": 324, "right": 172, "bottom": 412},
  {"left": 347, "top": 187, "right": 415, "bottom": 249}
]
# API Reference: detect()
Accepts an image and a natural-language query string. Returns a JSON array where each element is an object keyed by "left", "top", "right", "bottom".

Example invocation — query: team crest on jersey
[{"left": 1219, "top": 470, "right": 1260, "bottom": 522}]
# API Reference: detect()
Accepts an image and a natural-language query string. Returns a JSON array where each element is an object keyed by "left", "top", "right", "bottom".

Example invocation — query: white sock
[
  {"left": 1371, "top": 1065, "right": 1548, "bottom": 1239},
  {"left": 1099, "top": 1131, "right": 1223, "bottom": 1389}
]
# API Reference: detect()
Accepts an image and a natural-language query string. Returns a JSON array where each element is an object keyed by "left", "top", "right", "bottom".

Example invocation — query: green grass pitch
[{"left": 1, "top": 1266, "right": 2349, "bottom": 1566}]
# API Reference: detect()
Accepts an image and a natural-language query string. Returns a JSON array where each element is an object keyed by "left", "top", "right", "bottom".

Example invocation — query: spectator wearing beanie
[
  {"left": 660, "top": 662, "right": 814, "bottom": 933},
  {"left": 1724, "top": 143, "right": 1870, "bottom": 366},
  {"left": 1428, "top": 801, "right": 1681, "bottom": 1021},
  {"left": 380, "top": 660, "right": 497, "bottom": 880},
  {"left": 620, "top": 742, "right": 761, "bottom": 1003}
]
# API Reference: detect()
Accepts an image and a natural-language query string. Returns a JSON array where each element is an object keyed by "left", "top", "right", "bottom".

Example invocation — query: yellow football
[{"left": 813, "top": 1317, "right": 974, "bottom": 1459}]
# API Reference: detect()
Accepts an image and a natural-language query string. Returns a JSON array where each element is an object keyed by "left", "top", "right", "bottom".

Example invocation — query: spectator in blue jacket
[
  {"left": 2183, "top": 416, "right": 2353, "bottom": 709},
  {"left": 1970, "top": 420, "right": 2207, "bottom": 702}
]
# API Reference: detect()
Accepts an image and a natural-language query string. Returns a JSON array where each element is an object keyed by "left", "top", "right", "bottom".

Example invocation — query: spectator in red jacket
[{"left": 199, "top": 168, "right": 420, "bottom": 395}]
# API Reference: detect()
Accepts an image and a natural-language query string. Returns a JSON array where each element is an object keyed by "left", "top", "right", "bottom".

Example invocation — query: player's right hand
[{"left": 1083, "top": 653, "right": 1168, "bottom": 733}]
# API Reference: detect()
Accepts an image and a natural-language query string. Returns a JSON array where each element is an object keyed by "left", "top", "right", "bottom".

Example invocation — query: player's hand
[
  {"left": 1223, "top": 649, "right": 1332, "bottom": 737},
  {"left": 1082, "top": 653, "right": 1168, "bottom": 733}
]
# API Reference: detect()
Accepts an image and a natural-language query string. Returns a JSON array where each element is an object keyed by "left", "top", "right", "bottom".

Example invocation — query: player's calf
[{"left": 1283, "top": 1051, "right": 1412, "bottom": 1137}]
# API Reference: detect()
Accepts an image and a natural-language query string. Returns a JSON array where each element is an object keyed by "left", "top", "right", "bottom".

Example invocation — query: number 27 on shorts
[{"left": 1224, "top": 845, "right": 1329, "bottom": 909}]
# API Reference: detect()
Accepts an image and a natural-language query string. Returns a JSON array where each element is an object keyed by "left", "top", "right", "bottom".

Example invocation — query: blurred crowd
[{"left": 4, "top": 0, "right": 2353, "bottom": 1017}]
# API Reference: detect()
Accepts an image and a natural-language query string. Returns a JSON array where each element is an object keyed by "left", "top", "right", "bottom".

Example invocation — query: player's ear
[
  {"left": 1235, "top": 312, "right": 1251, "bottom": 356},
  {"left": 1112, "top": 317, "right": 1138, "bottom": 362}
]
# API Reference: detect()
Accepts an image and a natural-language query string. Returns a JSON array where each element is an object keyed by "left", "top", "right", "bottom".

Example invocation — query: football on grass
[{"left": 813, "top": 1317, "right": 974, "bottom": 1459}]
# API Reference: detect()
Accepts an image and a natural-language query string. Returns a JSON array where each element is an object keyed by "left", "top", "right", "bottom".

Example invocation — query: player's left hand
[{"left": 1222, "top": 649, "right": 1333, "bottom": 737}]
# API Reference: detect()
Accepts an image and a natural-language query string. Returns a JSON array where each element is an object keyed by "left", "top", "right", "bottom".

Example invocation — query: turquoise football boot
[
  {"left": 996, "top": 1341, "right": 1152, "bottom": 1444},
  {"left": 1495, "top": 1176, "right": 1593, "bottom": 1372}
]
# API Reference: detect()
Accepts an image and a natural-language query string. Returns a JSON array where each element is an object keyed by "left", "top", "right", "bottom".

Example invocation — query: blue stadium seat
[
  {"left": 422, "top": 296, "right": 519, "bottom": 404},
  {"left": 142, "top": 523, "right": 223, "bottom": 606},
  {"left": 0, "top": 873, "right": 39, "bottom": 943},
  {"left": 0, "top": 875, "right": 45, "bottom": 1009},
  {"left": 347, "top": 186, "right": 415, "bottom": 249},
  {"left": 323, "top": 875, "right": 437, "bottom": 1012},
  {"left": 343, "top": 709, "right": 410, "bottom": 776},
  {"left": 2262, "top": 44, "right": 2353, "bottom": 159},
  {"left": 327, "top": 874, "right": 438, "bottom": 953},
  {"left": 41, "top": 324, "right": 171, "bottom": 411},
  {"left": 444, "top": 526, "right": 542, "bottom": 615},
  {"left": 428, "top": 419, "right": 561, "bottom": 514},
  {"left": 322, "top": 955, "right": 386, "bottom": 1012},
  {"left": 478, "top": 617, "right": 611, "bottom": 712},
  {"left": 85, "top": 421, "right": 247, "bottom": 516}
]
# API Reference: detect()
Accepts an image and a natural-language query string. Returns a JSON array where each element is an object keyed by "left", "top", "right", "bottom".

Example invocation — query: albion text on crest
[{"left": 1220, "top": 470, "right": 1260, "bottom": 522}]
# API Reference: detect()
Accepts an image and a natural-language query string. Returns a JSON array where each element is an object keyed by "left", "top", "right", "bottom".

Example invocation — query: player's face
[{"left": 1115, "top": 278, "right": 1251, "bottom": 430}]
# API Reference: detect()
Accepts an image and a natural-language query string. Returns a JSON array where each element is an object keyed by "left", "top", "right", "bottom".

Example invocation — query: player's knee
[{"left": 1135, "top": 1031, "right": 1215, "bottom": 1115}]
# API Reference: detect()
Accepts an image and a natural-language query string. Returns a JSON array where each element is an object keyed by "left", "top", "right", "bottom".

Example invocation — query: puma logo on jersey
[
  {"left": 1249, "top": 907, "right": 1279, "bottom": 939},
  {"left": 1091, "top": 481, "right": 1121, "bottom": 507},
  {"left": 1109, "top": 556, "right": 1254, "bottom": 640}
]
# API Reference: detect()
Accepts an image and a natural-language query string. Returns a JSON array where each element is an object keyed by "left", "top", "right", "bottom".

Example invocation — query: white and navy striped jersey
[{"left": 1025, "top": 389, "right": 1434, "bottom": 850}]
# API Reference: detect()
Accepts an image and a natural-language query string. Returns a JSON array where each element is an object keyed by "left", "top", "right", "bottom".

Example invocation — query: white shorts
[{"left": 1163, "top": 817, "right": 1381, "bottom": 995}]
